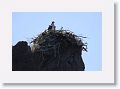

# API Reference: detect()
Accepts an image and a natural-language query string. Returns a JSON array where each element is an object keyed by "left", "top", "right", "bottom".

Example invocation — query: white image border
[{"left": 0, "top": 0, "right": 114, "bottom": 83}]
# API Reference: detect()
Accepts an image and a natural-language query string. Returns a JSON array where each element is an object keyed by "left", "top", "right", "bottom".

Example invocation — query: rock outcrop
[{"left": 12, "top": 22, "right": 87, "bottom": 71}]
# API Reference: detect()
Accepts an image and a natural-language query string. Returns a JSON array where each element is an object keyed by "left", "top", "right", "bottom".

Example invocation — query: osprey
[{"left": 48, "top": 21, "right": 56, "bottom": 30}]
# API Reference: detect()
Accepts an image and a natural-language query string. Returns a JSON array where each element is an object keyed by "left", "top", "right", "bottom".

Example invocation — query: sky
[{"left": 12, "top": 12, "right": 102, "bottom": 71}]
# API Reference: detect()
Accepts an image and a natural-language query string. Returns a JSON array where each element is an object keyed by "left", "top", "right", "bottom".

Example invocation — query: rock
[
  {"left": 12, "top": 41, "right": 33, "bottom": 71},
  {"left": 32, "top": 31, "right": 85, "bottom": 71},
  {"left": 12, "top": 22, "right": 86, "bottom": 71}
]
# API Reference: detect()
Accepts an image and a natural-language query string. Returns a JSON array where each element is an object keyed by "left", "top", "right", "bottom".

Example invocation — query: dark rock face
[
  {"left": 12, "top": 41, "right": 33, "bottom": 71},
  {"left": 12, "top": 36, "right": 85, "bottom": 71}
]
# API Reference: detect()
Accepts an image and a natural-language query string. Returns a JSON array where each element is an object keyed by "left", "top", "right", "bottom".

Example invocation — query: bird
[{"left": 48, "top": 21, "right": 56, "bottom": 30}]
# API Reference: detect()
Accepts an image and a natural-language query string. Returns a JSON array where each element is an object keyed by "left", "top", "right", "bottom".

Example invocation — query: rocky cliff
[{"left": 12, "top": 22, "right": 87, "bottom": 71}]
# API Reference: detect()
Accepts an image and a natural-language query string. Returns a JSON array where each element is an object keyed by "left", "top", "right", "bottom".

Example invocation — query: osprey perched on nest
[
  {"left": 31, "top": 21, "right": 56, "bottom": 52},
  {"left": 30, "top": 21, "right": 87, "bottom": 71}
]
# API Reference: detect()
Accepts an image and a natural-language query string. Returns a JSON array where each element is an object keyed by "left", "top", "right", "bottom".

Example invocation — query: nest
[{"left": 31, "top": 28, "right": 87, "bottom": 53}]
